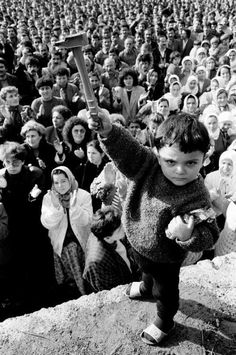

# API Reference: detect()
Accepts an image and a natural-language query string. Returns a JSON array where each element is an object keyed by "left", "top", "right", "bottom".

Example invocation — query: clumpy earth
[{"left": 0, "top": 253, "right": 235, "bottom": 355}]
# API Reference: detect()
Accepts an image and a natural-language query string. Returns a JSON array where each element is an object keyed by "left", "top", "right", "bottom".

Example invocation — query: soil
[{"left": 0, "top": 253, "right": 235, "bottom": 355}]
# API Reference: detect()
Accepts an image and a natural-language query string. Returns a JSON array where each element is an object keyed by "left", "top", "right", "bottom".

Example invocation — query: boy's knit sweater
[{"left": 99, "top": 125, "right": 219, "bottom": 264}]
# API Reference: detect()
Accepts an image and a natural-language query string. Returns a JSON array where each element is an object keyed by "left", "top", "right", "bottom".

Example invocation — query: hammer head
[{"left": 55, "top": 32, "right": 88, "bottom": 49}]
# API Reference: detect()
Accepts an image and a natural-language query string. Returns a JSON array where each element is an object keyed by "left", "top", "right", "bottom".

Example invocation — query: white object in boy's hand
[
  {"left": 30, "top": 184, "right": 42, "bottom": 199},
  {"left": 166, "top": 215, "right": 194, "bottom": 242}
]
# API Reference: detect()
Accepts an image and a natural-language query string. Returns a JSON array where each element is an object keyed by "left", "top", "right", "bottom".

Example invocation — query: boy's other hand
[{"left": 166, "top": 215, "right": 194, "bottom": 242}]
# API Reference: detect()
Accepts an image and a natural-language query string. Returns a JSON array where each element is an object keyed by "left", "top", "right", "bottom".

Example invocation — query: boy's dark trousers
[{"left": 133, "top": 249, "right": 182, "bottom": 325}]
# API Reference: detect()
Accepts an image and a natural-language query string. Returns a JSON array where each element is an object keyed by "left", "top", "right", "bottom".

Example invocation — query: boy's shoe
[{"left": 140, "top": 322, "right": 175, "bottom": 345}]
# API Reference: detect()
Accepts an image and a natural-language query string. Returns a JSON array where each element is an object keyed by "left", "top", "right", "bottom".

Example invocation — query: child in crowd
[
  {"left": 83, "top": 206, "right": 134, "bottom": 292},
  {"left": 88, "top": 110, "right": 219, "bottom": 346}
]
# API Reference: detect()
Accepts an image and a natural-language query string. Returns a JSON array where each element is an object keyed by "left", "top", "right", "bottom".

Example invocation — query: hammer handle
[{"left": 72, "top": 47, "right": 102, "bottom": 125}]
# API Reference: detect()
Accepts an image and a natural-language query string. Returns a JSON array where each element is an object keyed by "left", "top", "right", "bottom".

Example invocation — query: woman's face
[
  {"left": 158, "top": 101, "right": 169, "bottom": 116},
  {"left": 87, "top": 146, "right": 103, "bottom": 166},
  {"left": 53, "top": 173, "right": 70, "bottom": 194},
  {"left": 25, "top": 129, "right": 42, "bottom": 149},
  {"left": 205, "top": 115, "right": 218, "bottom": 133},
  {"left": 52, "top": 111, "right": 65, "bottom": 129},
  {"left": 217, "top": 92, "right": 227, "bottom": 107},
  {"left": 197, "top": 70, "right": 206, "bottom": 81},
  {"left": 183, "top": 60, "right": 192, "bottom": 71},
  {"left": 220, "top": 68, "right": 230, "bottom": 83},
  {"left": 211, "top": 80, "right": 219, "bottom": 91},
  {"left": 124, "top": 75, "right": 134, "bottom": 89},
  {"left": 189, "top": 80, "right": 197, "bottom": 90},
  {"left": 206, "top": 59, "right": 215, "bottom": 70},
  {"left": 6, "top": 91, "right": 19, "bottom": 107},
  {"left": 72, "top": 124, "right": 86, "bottom": 144},
  {"left": 220, "top": 158, "right": 233, "bottom": 176},
  {"left": 171, "top": 83, "right": 180, "bottom": 96},
  {"left": 229, "top": 51, "right": 236, "bottom": 62},
  {"left": 186, "top": 97, "right": 197, "bottom": 113},
  {"left": 149, "top": 71, "right": 158, "bottom": 85}
]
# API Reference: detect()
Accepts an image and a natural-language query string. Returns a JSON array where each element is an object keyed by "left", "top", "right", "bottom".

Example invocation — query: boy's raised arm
[{"left": 88, "top": 109, "right": 155, "bottom": 180}]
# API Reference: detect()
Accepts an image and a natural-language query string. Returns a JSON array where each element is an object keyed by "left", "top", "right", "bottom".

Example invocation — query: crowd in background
[{"left": 0, "top": 0, "right": 236, "bottom": 321}]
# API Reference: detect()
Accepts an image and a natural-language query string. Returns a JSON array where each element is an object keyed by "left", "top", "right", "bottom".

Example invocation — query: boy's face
[
  {"left": 6, "top": 92, "right": 19, "bottom": 106},
  {"left": 157, "top": 143, "right": 204, "bottom": 186},
  {"left": 39, "top": 85, "right": 52, "bottom": 101},
  {"left": 56, "top": 74, "right": 68, "bottom": 87}
]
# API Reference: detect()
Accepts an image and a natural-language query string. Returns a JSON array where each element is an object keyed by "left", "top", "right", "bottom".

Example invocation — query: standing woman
[
  {"left": 41, "top": 166, "right": 93, "bottom": 298},
  {"left": 62, "top": 117, "right": 92, "bottom": 185},
  {"left": 217, "top": 65, "right": 231, "bottom": 88},
  {"left": 113, "top": 68, "right": 146, "bottom": 126},
  {"left": 21, "top": 120, "right": 57, "bottom": 188},
  {"left": 81, "top": 140, "right": 109, "bottom": 211}
]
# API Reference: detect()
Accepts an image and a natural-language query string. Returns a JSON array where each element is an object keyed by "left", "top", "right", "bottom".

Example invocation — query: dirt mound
[{"left": 0, "top": 253, "right": 235, "bottom": 355}]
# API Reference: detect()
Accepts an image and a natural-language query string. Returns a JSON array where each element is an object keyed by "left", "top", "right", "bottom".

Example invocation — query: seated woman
[
  {"left": 83, "top": 206, "right": 136, "bottom": 292},
  {"left": 41, "top": 166, "right": 93, "bottom": 299}
]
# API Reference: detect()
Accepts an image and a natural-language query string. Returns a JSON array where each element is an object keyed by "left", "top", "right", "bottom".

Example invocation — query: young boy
[
  {"left": 31, "top": 77, "right": 65, "bottom": 127},
  {"left": 88, "top": 111, "right": 219, "bottom": 345}
]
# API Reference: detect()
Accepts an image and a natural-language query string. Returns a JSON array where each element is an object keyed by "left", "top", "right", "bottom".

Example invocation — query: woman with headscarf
[
  {"left": 182, "top": 94, "right": 199, "bottom": 116},
  {"left": 203, "top": 112, "right": 229, "bottom": 173},
  {"left": 41, "top": 166, "right": 93, "bottom": 298},
  {"left": 205, "top": 150, "right": 236, "bottom": 257},
  {"left": 196, "top": 66, "right": 210, "bottom": 96},
  {"left": 217, "top": 65, "right": 231, "bottom": 88},
  {"left": 179, "top": 56, "right": 195, "bottom": 86},
  {"left": 199, "top": 76, "right": 225, "bottom": 110},
  {"left": 163, "top": 81, "right": 182, "bottom": 113},
  {"left": 181, "top": 75, "right": 198, "bottom": 96}
]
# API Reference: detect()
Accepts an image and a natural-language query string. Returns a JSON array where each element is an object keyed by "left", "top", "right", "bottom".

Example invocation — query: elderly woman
[
  {"left": 41, "top": 166, "right": 93, "bottom": 299},
  {"left": 21, "top": 120, "right": 57, "bottom": 187},
  {"left": 113, "top": 68, "right": 146, "bottom": 125}
]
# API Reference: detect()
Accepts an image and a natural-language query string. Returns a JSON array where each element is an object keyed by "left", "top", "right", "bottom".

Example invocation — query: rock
[{"left": 0, "top": 253, "right": 236, "bottom": 355}]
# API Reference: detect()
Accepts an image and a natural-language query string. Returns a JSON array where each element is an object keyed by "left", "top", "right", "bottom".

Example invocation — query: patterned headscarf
[{"left": 51, "top": 166, "right": 78, "bottom": 209}]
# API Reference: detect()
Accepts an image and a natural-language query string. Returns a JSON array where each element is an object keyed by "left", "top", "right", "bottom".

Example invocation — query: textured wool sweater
[{"left": 100, "top": 125, "right": 219, "bottom": 263}]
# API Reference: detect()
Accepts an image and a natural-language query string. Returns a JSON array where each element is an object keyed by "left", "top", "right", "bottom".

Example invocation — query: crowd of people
[{"left": 0, "top": 0, "right": 236, "bottom": 345}]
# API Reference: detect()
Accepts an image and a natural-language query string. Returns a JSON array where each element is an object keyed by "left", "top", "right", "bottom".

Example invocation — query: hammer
[{"left": 55, "top": 33, "right": 102, "bottom": 126}]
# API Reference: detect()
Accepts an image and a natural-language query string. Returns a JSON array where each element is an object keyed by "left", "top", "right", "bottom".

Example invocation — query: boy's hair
[
  {"left": 155, "top": 113, "right": 210, "bottom": 154},
  {"left": 36, "top": 77, "right": 54, "bottom": 90},
  {"left": 0, "top": 86, "right": 18, "bottom": 101},
  {"left": 55, "top": 67, "right": 70, "bottom": 77},
  {"left": 91, "top": 206, "right": 121, "bottom": 240},
  {"left": 0, "top": 141, "right": 26, "bottom": 162}
]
